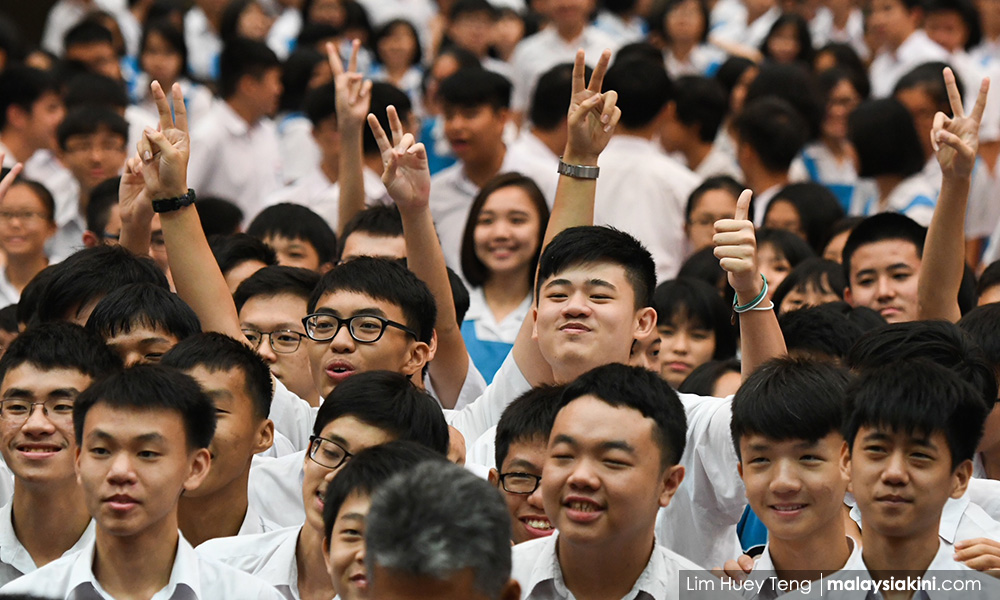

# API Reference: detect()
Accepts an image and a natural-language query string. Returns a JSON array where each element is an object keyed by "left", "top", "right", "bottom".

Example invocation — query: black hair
[
  {"left": 209, "top": 233, "right": 279, "bottom": 276},
  {"left": 322, "top": 440, "right": 449, "bottom": 541},
  {"left": 849, "top": 98, "right": 925, "bottom": 178},
  {"left": 601, "top": 57, "right": 672, "bottom": 129},
  {"left": 0, "top": 66, "right": 60, "bottom": 131},
  {"left": 537, "top": 226, "right": 656, "bottom": 309},
  {"left": 63, "top": 72, "right": 129, "bottom": 111},
  {"left": 447, "top": 266, "right": 470, "bottom": 324},
  {"left": 673, "top": 75, "right": 728, "bottom": 143},
  {"left": 685, "top": 176, "right": 744, "bottom": 223},
  {"left": 56, "top": 106, "right": 128, "bottom": 151},
  {"left": 0, "top": 16, "right": 26, "bottom": 69},
  {"left": 757, "top": 228, "right": 816, "bottom": 270},
  {"left": 894, "top": 61, "right": 962, "bottom": 116},
  {"left": 744, "top": 63, "right": 824, "bottom": 140},
  {"left": 85, "top": 283, "right": 201, "bottom": 342},
  {"left": 247, "top": 203, "right": 339, "bottom": 266},
  {"left": 296, "top": 23, "right": 342, "bottom": 49},
  {"left": 140, "top": 19, "right": 189, "bottom": 80},
  {"left": 308, "top": 257, "right": 436, "bottom": 344},
  {"left": 35, "top": 245, "right": 169, "bottom": 324},
  {"left": 780, "top": 303, "right": 867, "bottom": 361},
  {"left": 765, "top": 183, "right": 845, "bottom": 253},
  {"left": 234, "top": 265, "right": 322, "bottom": 312},
  {"left": 148, "top": 0, "right": 187, "bottom": 23},
  {"left": 677, "top": 246, "right": 727, "bottom": 292},
  {"left": 439, "top": 68, "right": 511, "bottom": 111},
  {"left": 735, "top": 97, "right": 810, "bottom": 172},
  {"left": 460, "top": 173, "right": 550, "bottom": 289},
  {"left": 677, "top": 359, "right": 742, "bottom": 396},
  {"left": 64, "top": 20, "right": 114, "bottom": 51},
  {"left": 197, "top": 198, "right": 244, "bottom": 237},
  {"left": 279, "top": 46, "right": 326, "bottom": 114},
  {"left": 615, "top": 41, "right": 665, "bottom": 66},
  {"left": 924, "top": 0, "right": 982, "bottom": 50},
  {"left": 74, "top": 365, "right": 216, "bottom": 450},
  {"left": 218, "top": 37, "right": 280, "bottom": 100},
  {"left": 304, "top": 81, "right": 337, "bottom": 128},
  {"left": 731, "top": 357, "right": 851, "bottom": 459},
  {"left": 338, "top": 205, "right": 404, "bottom": 259},
  {"left": 714, "top": 56, "right": 755, "bottom": 105},
  {"left": 649, "top": 0, "right": 710, "bottom": 44},
  {"left": 86, "top": 177, "right": 120, "bottom": 235},
  {"left": 818, "top": 65, "right": 870, "bottom": 105},
  {"left": 373, "top": 19, "right": 422, "bottom": 68},
  {"left": 559, "top": 363, "right": 687, "bottom": 467},
  {"left": 421, "top": 46, "right": 482, "bottom": 98},
  {"left": 958, "top": 263, "right": 977, "bottom": 317},
  {"left": 977, "top": 260, "right": 1000, "bottom": 298},
  {"left": 760, "top": 13, "right": 814, "bottom": 65},
  {"left": 8, "top": 178, "right": 56, "bottom": 222},
  {"left": 958, "top": 304, "right": 1000, "bottom": 377},
  {"left": 814, "top": 43, "right": 868, "bottom": 90},
  {"left": 495, "top": 385, "right": 565, "bottom": 469},
  {"left": 841, "top": 213, "right": 925, "bottom": 283},
  {"left": 311, "top": 370, "right": 449, "bottom": 454},
  {"left": 771, "top": 257, "right": 847, "bottom": 314},
  {"left": 16, "top": 265, "right": 57, "bottom": 328},
  {"left": 530, "top": 62, "right": 589, "bottom": 130},
  {"left": 221, "top": 0, "right": 261, "bottom": 42},
  {"left": 162, "top": 332, "right": 273, "bottom": 420},
  {"left": 0, "top": 305, "right": 17, "bottom": 335},
  {"left": 0, "top": 322, "right": 122, "bottom": 386},
  {"left": 843, "top": 358, "right": 987, "bottom": 468},
  {"left": 653, "top": 278, "right": 737, "bottom": 359},
  {"left": 449, "top": 0, "right": 499, "bottom": 20},
  {"left": 341, "top": 0, "right": 373, "bottom": 40},
  {"left": 365, "top": 82, "right": 412, "bottom": 156}
]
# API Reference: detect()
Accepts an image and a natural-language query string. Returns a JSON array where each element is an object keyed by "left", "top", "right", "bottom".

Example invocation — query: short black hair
[
  {"left": 460, "top": 173, "right": 550, "bottom": 288},
  {"left": 924, "top": 0, "right": 982, "bottom": 49},
  {"left": 841, "top": 213, "right": 925, "bottom": 282},
  {"left": 649, "top": 0, "right": 710, "bottom": 44},
  {"left": 977, "top": 260, "right": 1000, "bottom": 298},
  {"left": 893, "top": 61, "right": 959, "bottom": 115},
  {"left": 714, "top": 56, "right": 755, "bottom": 105},
  {"left": 653, "top": 278, "right": 737, "bottom": 360},
  {"left": 63, "top": 72, "right": 129, "bottom": 111},
  {"left": 771, "top": 257, "right": 846, "bottom": 315},
  {"left": 731, "top": 357, "right": 851, "bottom": 459},
  {"left": 757, "top": 228, "right": 816, "bottom": 270},
  {"left": 449, "top": 0, "right": 498, "bottom": 20},
  {"left": 74, "top": 365, "right": 216, "bottom": 450},
  {"left": 338, "top": 205, "right": 404, "bottom": 258},
  {"left": 311, "top": 370, "right": 449, "bottom": 454},
  {"left": 86, "top": 177, "right": 120, "bottom": 235},
  {"left": 57, "top": 106, "right": 128, "bottom": 151},
  {"left": 218, "top": 37, "right": 280, "bottom": 99},
  {"left": 849, "top": 98, "right": 925, "bottom": 178},
  {"left": 673, "top": 75, "right": 728, "bottom": 143},
  {"left": 439, "top": 68, "right": 511, "bottom": 111},
  {"left": 685, "top": 176, "right": 744, "bottom": 223},
  {"left": 678, "top": 247, "right": 727, "bottom": 292},
  {"left": 495, "top": 385, "right": 565, "bottom": 469},
  {"left": 209, "top": 233, "right": 279, "bottom": 277},
  {"left": 602, "top": 57, "right": 671, "bottom": 129},
  {"left": 530, "top": 62, "right": 588, "bottom": 130},
  {"left": 537, "top": 226, "right": 656, "bottom": 309},
  {"left": 234, "top": 265, "right": 322, "bottom": 312},
  {"left": 677, "top": 359, "right": 741, "bottom": 396},
  {"left": 780, "top": 303, "right": 866, "bottom": 361},
  {"left": 85, "top": 283, "right": 201, "bottom": 342},
  {"left": 365, "top": 82, "right": 413, "bottom": 156},
  {"left": 279, "top": 46, "right": 326, "bottom": 114},
  {"left": 0, "top": 322, "right": 122, "bottom": 386},
  {"left": 818, "top": 65, "right": 870, "bottom": 105},
  {"left": 0, "top": 305, "right": 17, "bottom": 335},
  {"left": 0, "top": 65, "right": 60, "bottom": 131},
  {"left": 322, "top": 440, "right": 448, "bottom": 540},
  {"left": 815, "top": 43, "right": 868, "bottom": 92},
  {"left": 162, "top": 332, "right": 273, "bottom": 420},
  {"left": 308, "top": 257, "right": 436, "bottom": 344},
  {"left": 559, "top": 364, "right": 687, "bottom": 468},
  {"left": 744, "top": 63, "right": 824, "bottom": 139},
  {"left": 766, "top": 183, "right": 845, "bottom": 253},
  {"left": 197, "top": 197, "right": 244, "bottom": 237},
  {"left": 64, "top": 19, "right": 113, "bottom": 51},
  {"left": 35, "top": 245, "right": 170, "bottom": 324},
  {"left": 843, "top": 358, "right": 987, "bottom": 469},
  {"left": 304, "top": 81, "right": 337, "bottom": 128},
  {"left": 446, "top": 266, "right": 470, "bottom": 324},
  {"left": 247, "top": 203, "right": 339, "bottom": 266},
  {"left": 140, "top": 19, "right": 189, "bottom": 79},
  {"left": 958, "top": 303, "right": 1000, "bottom": 375},
  {"left": 734, "top": 97, "right": 809, "bottom": 172}
]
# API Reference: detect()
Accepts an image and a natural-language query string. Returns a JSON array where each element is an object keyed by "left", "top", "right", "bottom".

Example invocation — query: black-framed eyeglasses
[
  {"left": 242, "top": 328, "right": 306, "bottom": 353},
  {"left": 499, "top": 472, "right": 542, "bottom": 494},
  {"left": 0, "top": 398, "right": 75, "bottom": 424},
  {"left": 302, "top": 313, "right": 417, "bottom": 344},
  {"left": 308, "top": 435, "right": 353, "bottom": 470}
]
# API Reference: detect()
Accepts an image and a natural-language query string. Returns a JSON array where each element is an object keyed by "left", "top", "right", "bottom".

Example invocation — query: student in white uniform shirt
[
  {"left": 199, "top": 371, "right": 450, "bottom": 600},
  {"left": 0, "top": 365, "right": 285, "bottom": 600},
  {"left": 184, "top": 0, "right": 226, "bottom": 81},
  {"left": 659, "top": 75, "right": 737, "bottom": 180},
  {"left": 655, "top": 0, "right": 726, "bottom": 79},
  {"left": 867, "top": 0, "right": 950, "bottom": 97},
  {"left": 0, "top": 323, "right": 121, "bottom": 587},
  {"left": 810, "top": 0, "right": 869, "bottom": 60},
  {"left": 0, "top": 178, "right": 57, "bottom": 307},
  {"left": 0, "top": 66, "right": 66, "bottom": 178}
]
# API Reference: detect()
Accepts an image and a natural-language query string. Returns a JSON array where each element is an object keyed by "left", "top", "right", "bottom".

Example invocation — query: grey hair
[{"left": 365, "top": 461, "right": 513, "bottom": 597}]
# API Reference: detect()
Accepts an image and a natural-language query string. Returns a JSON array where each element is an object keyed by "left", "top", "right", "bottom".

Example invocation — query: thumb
[
  {"left": 143, "top": 127, "right": 176, "bottom": 161},
  {"left": 734, "top": 189, "right": 752, "bottom": 222}
]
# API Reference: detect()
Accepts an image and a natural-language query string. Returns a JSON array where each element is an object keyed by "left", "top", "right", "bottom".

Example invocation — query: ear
[
  {"left": 75, "top": 445, "right": 83, "bottom": 485},
  {"left": 6, "top": 105, "right": 27, "bottom": 130},
  {"left": 840, "top": 439, "right": 853, "bottom": 494},
  {"left": 843, "top": 286, "right": 854, "bottom": 307},
  {"left": 318, "top": 261, "right": 335, "bottom": 274},
  {"left": 737, "top": 460, "right": 743, "bottom": 480},
  {"left": 657, "top": 464, "right": 685, "bottom": 507},
  {"left": 401, "top": 341, "right": 432, "bottom": 377},
  {"left": 253, "top": 418, "right": 275, "bottom": 455},
  {"left": 488, "top": 467, "right": 500, "bottom": 487},
  {"left": 634, "top": 306, "right": 656, "bottom": 341},
  {"left": 531, "top": 305, "right": 540, "bottom": 342},
  {"left": 496, "top": 107, "right": 510, "bottom": 127},
  {"left": 500, "top": 580, "right": 521, "bottom": 600},
  {"left": 182, "top": 448, "right": 212, "bottom": 493},
  {"left": 322, "top": 535, "right": 333, "bottom": 573},
  {"left": 950, "top": 458, "right": 973, "bottom": 499},
  {"left": 82, "top": 230, "right": 101, "bottom": 249}
]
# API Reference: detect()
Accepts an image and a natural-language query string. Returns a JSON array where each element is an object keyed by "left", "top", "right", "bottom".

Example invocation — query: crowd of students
[{"left": 0, "top": 0, "right": 999, "bottom": 599}]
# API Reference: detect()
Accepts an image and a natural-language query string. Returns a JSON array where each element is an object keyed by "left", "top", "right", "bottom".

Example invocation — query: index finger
[
  {"left": 326, "top": 41, "right": 344, "bottom": 77},
  {"left": 151, "top": 81, "right": 174, "bottom": 132},
  {"left": 587, "top": 49, "right": 612, "bottom": 94},
  {"left": 367, "top": 113, "right": 393, "bottom": 156},
  {"left": 943, "top": 67, "right": 966, "bottom": 119},
  {"left": 970, "top": 76, "right": 991, "bottom": 124},
  {"left": 171, "top": 82, "right": 188, "bottom": 133},
  {"left": 387, "top": 105, "right": 404, "bottom": 147},
  {"left": 571, "top": 49, "right": 585, "bottom": 96},
  {"left": 734, "top": 189, "right": 752, "bottom": 221},
  {"left": 0, "top": 160, "right": 23, "bottom": 199}
]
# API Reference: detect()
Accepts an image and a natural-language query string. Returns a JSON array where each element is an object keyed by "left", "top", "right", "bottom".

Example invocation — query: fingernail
[
  {"left": 604, "top": 125, "right": 612, "bottom": 132},
  {"left": 601, "top": 114, "right": 610, "bottom": 124},
  {"left": 143, "top": 150, "right": 152, "bottom": 161}
]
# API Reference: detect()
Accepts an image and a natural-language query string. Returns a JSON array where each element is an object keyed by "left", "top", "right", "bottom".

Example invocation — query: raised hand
[
  {"left": 0, "top": 154, "right": 23, "bottom": 201},
  {"left": 714, "top": 190, "right": 762, "bottom": 300},
  {"left": 932, "top": 67, "right": 989, "bottom": 180},
  {"left": 138, "top": 81, "right": 190, "bottom": 199},
  {"left": 119, "top": 155, "right": 151, "bottom": 225},
  {"left": 564, "top": 49, "right": 620, "bottom": 164},
  {"left": 367, "top": 106, "right": 429, "bottom": 212},
  {"left": 327, "top": 40, "right": 373, "bottom": 134}
]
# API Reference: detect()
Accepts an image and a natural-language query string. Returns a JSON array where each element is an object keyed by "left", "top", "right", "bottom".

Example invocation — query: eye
[
  {"left": 89, "top": 447, "right": 110, "bottom": 456},
  {"left": 864, "top": 445, "right": 886, "bottom": 455},
  {"left": 690, "top": 329, "right": 712, "bottom": 341},
  {"left": 144, "top": 353, "right": 164, "bottom": 363},
  {"left": 138, "top": 450, "right": 160, "bottom": 459},
  {"left": 603, "top": 459, "right": 630, "bottom": 468},
  {"left": 52, "top": 401, "right": 75, "bottom": 414},
  {"left": 747, "top": 457, "right": 769, "bottom": 465},
  {"left": 800, "top": 455, "right": 823, "bottom": 463}
]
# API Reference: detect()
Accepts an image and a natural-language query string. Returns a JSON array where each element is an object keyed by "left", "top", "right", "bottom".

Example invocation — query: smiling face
[
  {"left": 239, "top": 293, "right": 317, "bottom": 403},
  {"left": 141, "top": 30, "right": 183, "bottom": 87},
  {"left": 658, "top": 312, "right": 716, "bottom": 389},
  {"left": 473, "top": 186, "right": 542, "bottom": 280},
  {"left": 263, "top": 235, "right": 326, "bottom": 272},
  {"left": 844, "top": 239, "right": 921, "bottom": 323},
  {"left": 76, "top": 405, "right": 210, "bottom": 539},
  {"left": 59, "top": 128, "right": 127, "bottom": 196},
  {"left": 488, "top": 436, "right": 553, "bottom": 544},
  {"left": 0, "top": 364, "right": 92, "bottom": 486},
  {"left": 542, "top": 395, "right": 683, "bottom": 549},
  {"left": 0, "top": 183, "right": 56, "bottom": 259},
  {"left": 326, "top": 491, "right": 373, "bottom": 600}
]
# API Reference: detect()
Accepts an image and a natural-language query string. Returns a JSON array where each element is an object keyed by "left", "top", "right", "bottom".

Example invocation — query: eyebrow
[
  {"left": 338, "top": 513, "right": 367, "bottom": 523},
  {"left": 242, "top": 321, "right": 303, "bottom": 331},
  {"left": 550, "top": 435, "right": 635, "bottom": 454},
  {"left": 507, "top": 458, "right": 540, "bottom": 471},
  {"left": 543, "top": 278, "right": 618, "bottom": 291},
  {"left": 3, "top": 387, "right": 81, "bottom": 399},
  {"left": 90, "top": 430, "right": 167, "bottom": 444},
  {"left": 325, "top": 433, "right": 352, "bottom": 450},
  {"left": 205, "top": 389, "right": 234, "bottom": 403},
  {"left": 314, "top": 307, "right": 389, "bottom": 319}
]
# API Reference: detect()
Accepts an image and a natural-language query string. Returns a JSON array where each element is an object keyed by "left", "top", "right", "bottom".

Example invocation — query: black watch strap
[{"left": 152, "top": 189, "right": 196, "bottom": 213}]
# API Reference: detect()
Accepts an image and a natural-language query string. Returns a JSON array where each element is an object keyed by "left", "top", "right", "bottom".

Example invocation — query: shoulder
[
  {"left": 196, "top": 553, "right": 286, "bottom": 599},
  {"left": 511, "top": 535, "right": 557, "bottom": 574},
  {"left": 0, "top": 551, "right": 77, "bottom": 595},
  {"left": 196, "top": 526, "right": 298, "bottom": 567}
]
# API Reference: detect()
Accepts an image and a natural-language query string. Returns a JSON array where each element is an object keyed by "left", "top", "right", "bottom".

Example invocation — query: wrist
[
  {"left": 561, "top": 151, "right": 599, "bottom": 166},
  {"left": 733, "top": 273, "right": 764, "bottom": 301}
]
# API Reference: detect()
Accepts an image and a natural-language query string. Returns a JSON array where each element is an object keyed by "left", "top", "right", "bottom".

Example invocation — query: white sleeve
[
  {"left": 268, "top": 377, "right": 319, "bottom": 452},
  {"left": 444, "top": 352, "right": 531, "bottom": 444}
]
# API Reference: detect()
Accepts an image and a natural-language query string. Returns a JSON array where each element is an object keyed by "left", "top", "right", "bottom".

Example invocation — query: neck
[
  {"left": 684, "top": 141, "right": 712, "bottom": 171},
  {"left": 555, "top": 22, "right": 585, "bottom": 42},
  {"left": 226, "top": 97, "right": 261, "bottom": 127},
  {"left": 483, "top": 271, "right": 530, "bottom": 322},
  {"left": 177, "top": 476, "right": 249, "bottom": 547},
  {"left": 530, "top": 128, "right": 564, "bottom": 158},
  {"left": 5, "top": 255, "right": 49, "bottom": 292},
  {"left": 92, "top": 520, "right": 180, "bottom": 600},
  {"left": 12, "top": 480, "right": 91, "bottom": 566},
  {"left": 557, "top": 532, "right": 655, "bottom": 600},
  {"left": 320, "top": 156, "right": 339, "bottom": 184},
  {"left": 890, "top": 30, "right": 916, "bottom": 53},
  {"left": 862, "top": 527, "right": 940, "bottom": 579},
  {"left": 296, "top": 525, "right": 337, "bottom": 600},
  {"left": 0, "top": 131, "right": 36, "bottom": 164},
  {"left": 831, "top": 6, "right": 851, "bottom": 28},
  {"left": 747, "top": 169, "right": 788, "bottom": 195},
  {"left": 768, "top": 519, "right": 851, "bottom": 580},
  {"left": 875, "top": 175, "right": 904, "bottom": 205},
  {"left": 463, "top": 146, "right": 506, "bottom": 188},
  {"left": 671, "top": 41, "right": 696, "bottom": 61},
  {"left": 747, "top": 5, "right": 770, "bottom": 23}
]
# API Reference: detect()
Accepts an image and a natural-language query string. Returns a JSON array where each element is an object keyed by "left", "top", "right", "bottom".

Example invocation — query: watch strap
[{"left": 557, "top": 159, "right": 600, "bottom": 180}]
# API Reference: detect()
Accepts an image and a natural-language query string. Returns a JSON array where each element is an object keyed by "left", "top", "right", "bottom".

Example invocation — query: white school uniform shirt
[
  {"left": 264, "top": 167, "right": 341, "bottom": 231},
  {"left": 185, "top": 7, "right": 223, "bottom": 81},
  {"left": 695, "top": 145, "right": 744, "bottom": 182},
  {"left": 966, "top": 475, "right": 1000, "bottom": 524},
  {"left": 464, "top": 288, "right": 531, "bottom": 346},
  {"left": 196, "top": 525, "right": 302, "bottom": 600},
  {"left": 188, "top": 101, "right": 283, "bottom": 223},
  {"left": 505, "top": 130, "right": 559, "bottom": 208},
  {"left": 594, "top": 135, "right": 701, "bottom": 283},
  {"left": 267, "top": 9, "right": 302, "bottom": 60},
  {"left": 0, "top": 532, "right": 284, "bottom": 599},
  {"left": 741, "top": 7, "right": 781, "bottom": 49},
  {"left": 848, "top": 490, "right": 1000, "bottom": 550},
  {"left": 48, "top": 214, "right": 87, "bottom": 264},
  {"left": 239, "top": 502, "right": 281, "bottom": 537},
  {"left": 869, "top": 31, "right": 949, "bottom": 98},
  {"left": 269, "top": 377, "right": 319, "bottom": 454},
  {"left": 709, "top": 0, "right": 748, "bottom": 45},
  {"left": 249, "top": 451, "right": 307, "bottom": 529},
  {"left": 809, "top": 8, "right": 869, "bottom": 60},
  {"left": 444, "top": 351, "right": 532, "bottom": 447},
  {"left": 849, "top": 174, "right": 938, "bottom": 227},
  {"left": 0, "top": 502, "right": 96, "bottom": 587},
  {"left": 277, "top": 114, "right": 321, "bottom": 185},
  {"left": 354, "top": 0, "right": 437, "bottom": 30},
  {"left": 665, "top": 45, "right": 726, "bottom": 79},
  {"left": 511, "top": 533, "right": 718, "bottom": 600},
  {"left": 509, "top": 27, "right": 621, "bottom": 114},
  {"left": 742, "top": 537, "right": 862, "bottom": 600},
  {"left": 0, "top": 271, "right": 20, "bottom": 308},
  {"left": 751, "top": 185, "right": 783, "bottom": 227},
  {"left": 971, "top": 36, "right": 1000, "bottom": 72},
  {"left": 592, "top": 11, "right": 647, "bottom": 46},
  {"left": 133, "top": 76, "right": 216, "bottom": 131}
]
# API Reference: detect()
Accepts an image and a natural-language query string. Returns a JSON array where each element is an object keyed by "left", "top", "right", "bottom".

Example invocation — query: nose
[
  {"left": 769, "top": 459, "right": 802, "bottom": 495},
  {"left": 566, "top": 458, "right": 600, "bottom": 492},
  {"left": 123, "top": 351, "right": 144, "bottom": 368},
  {"left": 107, "top": 452, "right": 137, "bottom": 484},
  {"left": 328, "top": 322, "right": 356, "bottom": 353},
  {"left": 22, "top": 404, "right": 57, "bottom": 434},
  {"left": 527, "top": 482, "right": 545, "bottom": 509},
  {"left": 881, "top": 450, "right": 909, "bottom": 485},
  {"left": 875, "top": 275, "right": 896, "bottom": 300},
  {"left": 669, "top": 331, "right": 690, "bottom": 354},
  {"left": 257, "top": 335, "right": 279, "bottom": 363},
  {"left": 561, "top": 290, "right": 593, "bottom": 319}
]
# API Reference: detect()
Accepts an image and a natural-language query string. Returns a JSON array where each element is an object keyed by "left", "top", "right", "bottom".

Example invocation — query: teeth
[
  {"left": 773, "top": 505, "right": 805, "bottom": 511},
  {"left": 526, "top": 519, "right": 552, "bottom": 530},
  {"left": 21, "top": 447, "right": 58, "bottom": 453},
  {"left": 569, "top": 502, "right": 597, "bottom": 512}
]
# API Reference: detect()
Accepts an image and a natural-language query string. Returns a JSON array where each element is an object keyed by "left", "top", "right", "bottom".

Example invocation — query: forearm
[
  {"left": 542, "top": 153, "right": 597, "bottom": 248},
  {"left": 119, "top": 214, "right": 152, "bottom": 257},
  {"left": 735, "top": 275, "right": 786, "bottom": 378},
  {"left": 337, "top": 128, "right": 366, "bottom": 236},
  {"left": 918, "top": 175, "right": 969, "bottom": 322}
]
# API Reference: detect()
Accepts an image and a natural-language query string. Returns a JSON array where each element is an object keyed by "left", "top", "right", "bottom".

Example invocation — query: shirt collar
[
  {"left": 938, "top": 495, "right": 970, "bottom": 544},
  {"left": 0, "top": 502, "right": 32, "bottom": 573},
  {"left": 67, "top": 533, "right": 202, "bottom": 600},
  {"left": 216, "top": 102, "right": 253, "bottom": 137},
  {"left": 254, "top": 526, "right": 300, "bottom": 591}
]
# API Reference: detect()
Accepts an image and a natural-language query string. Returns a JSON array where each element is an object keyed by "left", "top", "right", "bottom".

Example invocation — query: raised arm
[
  {"left": 367, "top": 107, "right": 467, "bottom": 408},
  {"left": 714, "top": 189, "right": 787, "bottom": 377},
  {"left": 330, "top": 41, "right": 371, "bottom": 237},
  {"left": 918, "top": 68, "right": 989, "bottom": 322},
  {"left": 512, "top": 48, "right": 621, "bottom": 385}
]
